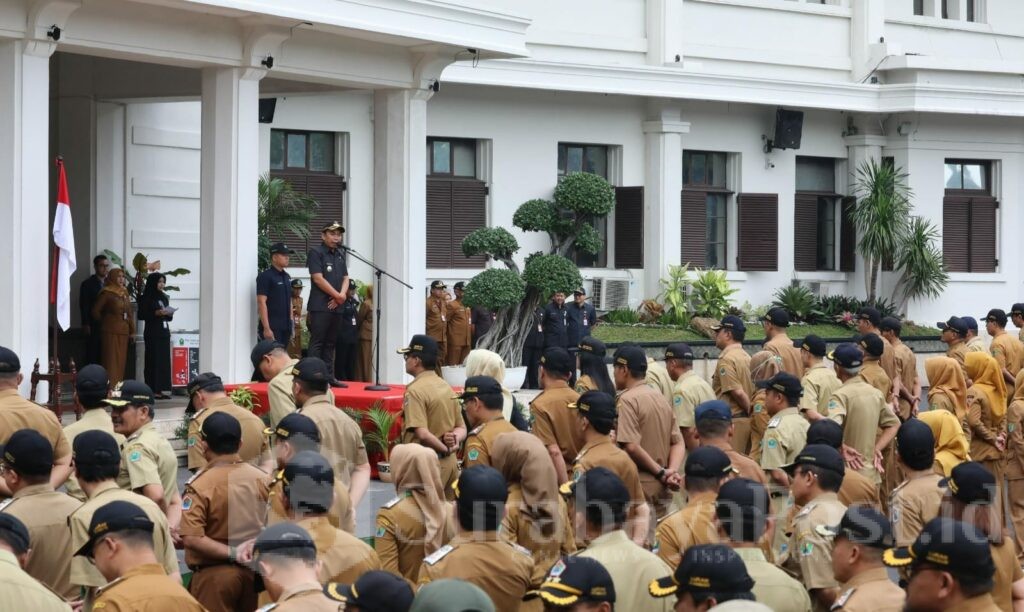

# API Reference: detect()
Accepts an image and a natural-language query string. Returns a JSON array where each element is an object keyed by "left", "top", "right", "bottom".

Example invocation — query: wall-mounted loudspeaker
[
  {"left": 763, "top": 108, "right": 804, "bottom": 153},
  {"left": 259, "top": 98, "right": 277, "bottom": 124}
]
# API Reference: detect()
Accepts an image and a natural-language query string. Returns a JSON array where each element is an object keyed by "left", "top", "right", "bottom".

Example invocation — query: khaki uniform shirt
[
  {"left": 62, "top": 409, "right": 125, "bottom": 501},
  {"left": 376, "top": 494, "right": 433, "bottom": 583},
  {"left": 654, "top": 492, "right": 719, "bottom": 569},
  {"left": 187, "top": 396, "right": 270, "bottom": 470},
  {"left": 945, "top": 594, "right": 1001, "bottom": 612},
  {"left": 733, "top": 546, "right": 812, "bottom": 612},
  {"left": 992, "top": 539, "right": 1024, "bottom": 612},
  {"left": 831, "top": 567, "right": 905, "bottom": 612},
  {"left": 645, "top": 358, "right": 675, "bottom": 405},
  {"left": 878, "top": 335, "right": 900, "bottom": 385},
  {"left": 617, "top": 383, "right": 682, "bottom": 500},
  {"left": 966, "top": 388, "right": 1005, "bottom": 462},
  {"left": 94, "top": 564, "right": 203, "bottom": 612},
  {"left": 1007, "top": 398, "right": 1024, "bottom": 479},
  {"left": 530, "top": 384, "right": 582, "bottom": 470},
  {"left": 967, "top": 336, "right": 987, "bottom": 353},
  {"left": 263, "top": 582, "right": 342, "bottom": 612},
  {"left": 576, "top": 529, "right": 673, "bottom": 612},
  {"left": 69, "top": 482, "right": 178, "bottom": 588},
  {"left": 571, "top": 437, "right": 646, "bottom": 508},
  {"left": 463, "top": 417, "right": 517, "bottom": 469},
  {"left": 992, "top": 331, "right": 1024, "bottom": 378},
  {"left": 783, "top": 492, "right": 847, "bottom": 594},
  {"left": 860, "top": 361, "right": 892, "bottom": 400},
  {"left": 298, "top": 515, "right": 381, "bottom": 584},
  {"left": 503, "top": 485, "right": 576, "bottom": 588},
  {"left": 299, "top": 394, "right": 368, "bottom": 488},
  {"left": 266, "top": 470, "right": 354, "bottom": 533},
  {"left": 116, "top": 422, "right": 178, "bottom": 507},
  {"left": 574, "top": 375, "right": 598, "bottom": 394},
  {"left": 800, "top": 363, "right": 842, "bottom": 417},
  {"left": 179, "top": 456, "right": 269, "bottom": 567},
  {"left": 0, "top": 388, "right": 71, "bottom": 463},
  {"left": 402, "top": 370, "right": 461, "bottom": 492},
  {"left": 827, "top": 377, "right": 900, "bottom": 484},
  {"left": 764, "top": 333, "right": 804, "bottom": 378},
  {"left": 0, "top": 549, "right": 71, "bottom": 612},
  {"left": 889, "top": 473, "right": 943, "bottom": 547},
  {"left": 446, "top": 299, "right": 471, "bottom": 349},
  {"left": 838, "top": 469, "right": 881, "bottom": 509},
  {"left": 425, "top": 297, "right": 447, "bottom": 345},
  {"left": 418, "top": 531, "right": 533, "bottom": 612},
  {"left": 760, "top": 407, "right": 809, "bottom": 470},
  {"left": 713, "top": 345, "right": 754, "bottom": 418},
  {"left": 702, "top": 438, "right": 767, "bottom": 485},
  {"left": 267, "top": 358, "right": 299, "bottom": 428},
  {"left": 892, "top": 342, "right": 918, "bottom": 420},
  {"left": 671, "top": 371, "right": 715, "bottom": 428},
  {"left": 0, "top": 484, "right": 81, "bottom": 599},
  {"left": 947, "top": 341, "right": 969, "bottom": 375}
]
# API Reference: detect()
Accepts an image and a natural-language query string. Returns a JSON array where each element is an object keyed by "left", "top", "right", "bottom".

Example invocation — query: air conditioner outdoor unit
[{"left": 591, "top": 278, "right": 631, "bottom": 311}]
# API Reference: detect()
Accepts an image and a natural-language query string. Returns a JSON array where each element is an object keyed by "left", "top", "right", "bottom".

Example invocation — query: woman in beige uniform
[
  {"left": 964, "top": 352, "right": 1007, "bottom": 512},
  {"left": 91, "top": 268, "right": 135, "bottom": 384},
  {"left": 747, "top": 351, "right": 781, "bottom": 463},
  {"left": 355, "top": 285, "right": 373, "bottom": 381},
  {"left": 374, "top": 443, "right": 451, "bottom": 584},
  {"left": 926, "top": 356, "right": 970, "bottom": 440},
  {"left": 492, "top": 432, "right": 575, "bottom": 612},
  {"left": 918, "top": 409, "right": 970, "bottom": 478},
  {"left": 1007, "top": 370, "right": 1024, "bottom": 563}
]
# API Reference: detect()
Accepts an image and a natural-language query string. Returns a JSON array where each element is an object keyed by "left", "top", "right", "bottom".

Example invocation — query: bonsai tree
[{"left": 461, "top": 172, "right": 615, "bottom": 365}]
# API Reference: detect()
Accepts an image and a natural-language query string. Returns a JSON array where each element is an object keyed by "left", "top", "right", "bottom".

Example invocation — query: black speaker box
[
  {"left": 773, "top": 108, "right": 804, "bottom": 150},
  {"left": 259, "top": 98, "right": 277, "bottom": 124}
]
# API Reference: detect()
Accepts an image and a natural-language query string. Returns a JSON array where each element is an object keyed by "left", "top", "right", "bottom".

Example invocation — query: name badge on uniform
[
  {"left": 123, "top": 312, "right": 128, "bottom": 321},
  {"left": 538, "top": 324, "right": 543, "bottom": 333},
  {"left": 351, "top": 316, "right": 357, "bottom": 325},
  {"left": 326, "top": 265, "right": 333, "bottom": 272},
  {"left": 583, "top": 315, "right": 589, "bottom": 325},
  {"left": 441, "top": 315, "right": 446, "bottom": 322}
]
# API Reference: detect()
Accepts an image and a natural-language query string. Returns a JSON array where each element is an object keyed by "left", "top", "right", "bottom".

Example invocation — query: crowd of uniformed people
[{"left": 3, "top": 219, "right": 1024, "bottom": 612}]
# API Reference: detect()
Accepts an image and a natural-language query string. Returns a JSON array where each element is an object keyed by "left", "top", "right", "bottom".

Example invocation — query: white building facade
[{"left": 3, "top": 0, "right": 1023, "bottom": 386}]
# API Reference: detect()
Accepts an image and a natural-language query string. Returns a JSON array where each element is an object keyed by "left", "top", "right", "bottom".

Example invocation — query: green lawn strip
[{"left": 593, "top": 322, "right": 938, "bottom": 345}]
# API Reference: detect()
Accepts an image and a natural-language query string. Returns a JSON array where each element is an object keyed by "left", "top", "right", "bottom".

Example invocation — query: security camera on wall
[{"left": 762, "top": 108, "right": 804, "bottom": 154}]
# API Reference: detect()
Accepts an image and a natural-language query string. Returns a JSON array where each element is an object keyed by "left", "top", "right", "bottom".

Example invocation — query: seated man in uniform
[
  {"left": 186, "top": 372, "right": 272, "bottom": 472},
  {"left": 74, "top": 500, "right": 202, "bottom": 611}
]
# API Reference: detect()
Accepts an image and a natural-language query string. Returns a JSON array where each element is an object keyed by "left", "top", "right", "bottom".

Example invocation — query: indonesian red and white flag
[{"left": 52, "top": 158, "right": 77, "bottom": 331}]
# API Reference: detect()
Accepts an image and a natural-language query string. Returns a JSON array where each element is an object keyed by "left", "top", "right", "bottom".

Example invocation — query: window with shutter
[
  {"left": 839, "top": 197, "right": 856, "bottom": 272},
  {"left": 736, "top": 193, "right": 778, "bottom": 271},
  {"left": 426, "top": 178, "right": 487, "bottom": 269},
  {"left": 969, "top": 196, "right": 998, "bottom": 272},
  {"left": 943, "top": 159, "right": 997, "bottom": 273},
  {"left": 793, "top": 193, "right": 819, "bottom": 272},
  {"left": 681, "top": 189, "right": 707, "bottom": 267},
  {"left": 268, "top": 172, "right": 346, "bottom": 265},
  {"left": 614, "top": 187, "right": 643, "bottom": 269}
]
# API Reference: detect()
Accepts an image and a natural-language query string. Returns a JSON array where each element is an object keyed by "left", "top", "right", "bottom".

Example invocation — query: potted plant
[{"left": 361, "top": 402, "right": 397, "bottom": 482}]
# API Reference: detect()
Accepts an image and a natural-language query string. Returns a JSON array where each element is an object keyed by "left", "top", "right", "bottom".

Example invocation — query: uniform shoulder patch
[
  {"left": 0, "top": 498, "right": 15, "bottom": 512},
  {"left": 382, "top": 495, "right": 404, "bottom": 509},
  {"left": 657, "top": 509, "right": 681, "bottom": 524},
  {"left": 468, "top": 424, "right": 483, "bottom": 436},
  {"left": 767, "top": 416, "right": 781, "bottom": 428},
  {"left": 511, "top": 542, "right": 532, "bottom": 556},
  {"left": 256, "top": 604, "right": 279, "bottom": 612},
  {"left": 466, "top": 447, "right": 481, "bottom": 461},
  {"left": 182, "top": 496, "right": 194, "bottom": 511},
  {"left": 423, "top": 544, "right": 454, "bottom": 566},
  {"left": 190, "top": 408, "right": 208, "bottom": 421},
  {"left": 831, "top": 588, "right": 855, "bottom": 610},
  {"left": 185, "top": 469, "right": 204, "bottom": 486}
]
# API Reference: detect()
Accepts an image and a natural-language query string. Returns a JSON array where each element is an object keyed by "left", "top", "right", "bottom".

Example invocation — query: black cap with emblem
[
  {"left": 267, "top": 412, "right": 321, "bottom": 446},
  {"left": 828, "top": 343, "right": 863, "bottom": 369},
  {"left": 763, "top": 307, "right": 790, "bottom": 328},
  {"left": 524, "top": 555, "right": 616, "bottom": 607},
  {"left": 0, "top": 429, "right": 53, "bottom": 476},
  {"left": 186, "top": 372, "right": 224, "bottom": 412},
  {"left": 940, "top": 461, "right": 996, "bottom": 505},
  {"left": 322, "top": 221, "right": 345, "bottom": 233},
  {"left": 611, "top": 345, "right": 647, "bottom": 372},
  {"left": 269, "top": 242, "right": 295, "bottom": 255},
  {"left": 937, "top": 316, "right": 969, "bottom": 336},
  {"left": 756, "top": 372, "right": 803, "bottom": 402},
  {"left": 649, "top": 543, "right": 754, "bottom": 599},
  {"left": 858, "top": 307, "right": 882, "bottom": 327},
  {"left": 0, "top": 346, "right": 20, "bottom": 373},
  {"left": 396, "top": 334, "right": 439, "bottom": 360},
  {"left": 72, "top": 430, "right": 121, "bottom": 466},
  {"left": 456, "top": 375, "right": 503, "bottom": 401},
  {"left": 665, "top": 342, "right": 695, "bottom": 361},
  {"left": 781, "top": 444, "right": 846, "bottom": 477},
  {"left": 0, "top": 514, "right": 30, "bottom": 554},
  {"left": 795, "top": 334, "right": 827, "bottom": 357},
  {"left": 75, "top": 364, "right": 110, "bottom": 397},
  {"left": 541, "top": 347, "right": 574, "bottom": 376},
  {"left": 102, "top": 380, "right": 155, "bottom": 407},
  {"left": 290, "top": 357, "right": 331, "bottom": 383},
  {"left": 75, "top": 500, "right": 154, "bottom": 557},
  {"left": 817, "top": 505, "right": 894, "bottom": 548},
  {"left": 569, "top": 391, "right": 617, "bottom": 431},
  {"left": 857, "top": 333, "right": 885, "bottom": 358},
  {"left": 324, "top": 570, "right": 415, "bottom": 611},
  {"left": 883, "top": 517, "right": 995, "bottom": 584},
  {"left": 684, "top": 446, "right": 736, "bottom": 479},
  {"left": 252, "top": 521, "right": 318, "bottom": 562},
  {"left": 578, "top": 336, "right": 607, "bottom": 356},
  {"left": 430, "top": 280, "right": 446, "bottom": 290},
  {"left": 201, "top": 411, "right": 242, "bottom": 448}
]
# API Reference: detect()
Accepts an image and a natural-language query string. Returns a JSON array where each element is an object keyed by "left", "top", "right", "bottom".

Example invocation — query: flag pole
[{"left": 51, "top": 156, "right": 64, "bottom": 376}]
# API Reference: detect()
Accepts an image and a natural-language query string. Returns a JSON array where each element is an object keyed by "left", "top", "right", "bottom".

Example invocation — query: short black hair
[
  {"left": 580, "top": 493, "right": 628, "bottom": 529},
  {"left": 76, "top": 461, "right": 120, "bottom": 484},
  {"left": 959, "top": 572, "right": 997, "bottom": 598},
  {"left": 110, "top": 528, "right": 155, "bottom": 550},
  {"left": 10, "top": 469, "right": 48, "bottom": 486},
  {"left": 477, "top": 393, "right": 504, "bottom": 411},
  {"left": 685, "top": 474, "right": 721, "bottom": 495},
  {"left": 205, "top": 432, "right": 241, "bottom": 455},
  {"left": 585, "top": 415, "right": 614, "bottom": 436},
  {"left": 456, "top": 499, "right": 504, "bottom": 532},
  {"left": 261, "top": 548, "right": 318, "bottom": 566},
  {"left": 418, "top": 353, "right": 438, "bottom": 369},
  {"left": 798, "top": 464, "right": 843, "bottom": 492},
  {"left": 696, "top": 418, "right": 730, "bottom": 440},
  {"left": 77, "top": 390, "right": 108, "bottom": 410},
  {"left": 282, "top": 434, "right": 320, "bottom": 454},
  {"left": 0, "top": 528, "right": 27, "bottom": 554},
  {"left": 295, "top": 378, "right": 329, "bottom": 396},
  {"left": 93, "top": 254, "right": 109, "bottom": 266},
  {"left": 723, "top": 328, "right": 746, "bottom": 343},
  {"left": 692, "top": 592, "right": 755, "bottom": 607}
]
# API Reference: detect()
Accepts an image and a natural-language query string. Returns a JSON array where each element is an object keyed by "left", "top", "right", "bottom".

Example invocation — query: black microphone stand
[{"left": 342, "top": 245, "right": 412, "bottom": 391}]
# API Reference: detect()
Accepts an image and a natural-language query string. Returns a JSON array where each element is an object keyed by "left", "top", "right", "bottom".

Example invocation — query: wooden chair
[{"left": 30, "top": 357, "right": 79, "bottom": 421}]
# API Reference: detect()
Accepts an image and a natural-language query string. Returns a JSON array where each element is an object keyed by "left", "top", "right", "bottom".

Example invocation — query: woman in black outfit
[{"left": 139, "top": 273, "right": 173, "bottom": 399}]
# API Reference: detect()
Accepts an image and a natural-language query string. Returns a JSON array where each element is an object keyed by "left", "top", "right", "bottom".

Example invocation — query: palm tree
[
  {"left": 257, "top": 173, "right": 319, "bottom": 270},
  {"left": 891, "top": 216, "right": 949, "bottom": 315},
  {"left": 851, "top": 159, "right": 913, "bottom": 301}
]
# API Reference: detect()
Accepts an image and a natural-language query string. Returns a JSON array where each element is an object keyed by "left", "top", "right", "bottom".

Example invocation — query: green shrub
[
  {"left": 513, "top": 199, "right": 558, "bottom": 233},
  {"left": 522, "top": 254, "right": 583, "bottom": 298},
  {"left": 657, "top": 264, "right": 692, "bottom": 325},
  {"left": 773, "top": 285, "right": 824, "bottom": 324},
  {"left": 817, "top": 295, "right": 862, "bottom": 319},
  {"left": 462, "top": 227, "right": 520, "bottom": 261},
  {"left": 462, "top": 268, "right": 526, "bottom": 311},
  {"left": 603, "top": 308, "right": 642, "bottom": 325},
  {"left": 553, "top": 172, "right": 616, "bottom": 217},
  {"left": 690, "top": 269, "right": 737, "bottom": 319}
]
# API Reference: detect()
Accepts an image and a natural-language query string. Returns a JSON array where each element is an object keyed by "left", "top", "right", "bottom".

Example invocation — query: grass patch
[{"left": 593, "top": 322, "right": 939, "bottom": 345}]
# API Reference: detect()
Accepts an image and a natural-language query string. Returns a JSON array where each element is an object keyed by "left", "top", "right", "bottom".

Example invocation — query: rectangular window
[
  {"left": 796, "top": 156, "right": 836, "bottom": 192},
  {"left": 269, "top": 129, "right": 335, "bottom": 173},
  {"left": 914, "top": 0, "right": 924, "bottom": 15},
  {"left": 428, "top": 138, "right": 476, "bottom": 177},
  {"left": 682, "top": 151, "right": 732, "bottom": 269},
  {"left": 945, "top": 161, "right": 988, "bottom": 191},
  {"left": 795, "top": 157, "right": 841, "bottom": 271},
  {"left": 559, "top": 143, "right": 611, "bottom": 268},
  {"left": 817, "top": 198, "right": 836, "bottom": 270},
  {"left": 943, "top": 159, "right": 996, "bottom": 273}
]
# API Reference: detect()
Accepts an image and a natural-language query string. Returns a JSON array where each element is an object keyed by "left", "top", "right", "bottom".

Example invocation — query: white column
[
  {"left": 646, "top": 0, "right": 684, "bottom": 66},
  {"left": 642, "top": 103, "right": 689, "bottom": 299},
  {"left": 845, "top": 121, "right": 886, "bottom": 298},
  {"left": 373, "top": 89, "right": 430, "bottom": 384},
  {"left": 851, "top": 0, "right": 893, "bottom": 81},
  {"left": 0, "top": 41, "right": 51, "bottom": 393},
  {"left": 199, "top": 67, "right": 261, "bottom": 381}
]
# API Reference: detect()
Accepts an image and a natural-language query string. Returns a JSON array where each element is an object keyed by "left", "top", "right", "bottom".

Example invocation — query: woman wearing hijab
[
  {"left": 91, "top": 267, "right": 135, "bottom": 384},
  {"left": 138, "top": 273, "right": 173, "bottom": 399},
  {"left": 574, "top": 336, "right": 615, "bottom": 396},
  {"left": 918, "top": 409, "right": 970, "bottom": 477},
  {"left": 747, "top": 351, "right": 782, "bottom": 463},
  {"left": 355, "top": 284, "right": 374, "bottom": 382},
  {"left": 926, "top": 356, "right": 970, "bottom": 440},
  {"left": 374, "top": 444, "right": 451, "bottom": 583},
  {"left": 965, "top": 351, "right": 1008, "bottom": 511},
  {"left": 463, "top": 349, "right": 530, "bottom": 431},
  {"left": 491, "top": 432, "right": 575, "bottom": 610},
  {"left": 1007, "top": 370, "right": 1024, "bottom": 564}
]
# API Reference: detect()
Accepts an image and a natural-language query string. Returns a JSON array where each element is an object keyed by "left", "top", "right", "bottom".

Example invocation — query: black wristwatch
[{"left": 656, "top": 467, "right": 667, "bottom": 480}]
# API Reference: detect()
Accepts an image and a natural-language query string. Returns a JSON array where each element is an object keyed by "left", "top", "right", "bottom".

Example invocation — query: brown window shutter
[
  {"left": 942, "top": 196, "right": 970, "bottom": 273},
  {"left": 737, "top": 193, "right": 778, "bottom": 271},
  {"left": 968, "top": 196, "right": 998, "bottom": 273},
  {"left": 426, "top": 179, "right": 454, "bottom": 268},
  {"left": 451, "top": 180, "right": 488, "bottom": 269},
  {"left": 839, "top": 196, "right": 856, "bottom": 272},
  {"left": 681, "top": 189, "right": 707, "bottom": 267},
  {"left": 793, "top": 193, "right": 818, "bottom": 271},
  {"left": 269, "top": 173, "right": 346, "bottom": 264},
  {"left": 614, "top": 186, "right": 644, "bottom": 269}
]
